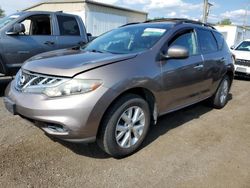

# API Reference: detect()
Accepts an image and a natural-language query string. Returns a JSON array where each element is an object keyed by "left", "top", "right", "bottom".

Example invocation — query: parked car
[
  {"left": 4, "top": 19, "right": 234, "bottom": 158},
  {"left": 0, "top": 11, "right": 90, "bottom": 76},
  {"left": 231, "top": 39, "right": 250, "bottom": 77}
]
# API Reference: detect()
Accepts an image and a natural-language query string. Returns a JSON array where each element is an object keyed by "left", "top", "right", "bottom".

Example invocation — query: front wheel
[
  {"left": 97, "top": 94, "right": 150, "bottom": 158},
  {"left": 210, "top": 75, "right": 231, "bottom": 109}
]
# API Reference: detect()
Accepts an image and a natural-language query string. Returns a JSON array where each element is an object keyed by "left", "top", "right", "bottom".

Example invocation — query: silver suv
[{"left": 4, "top": 19, "right": 235, "bottom": 158}]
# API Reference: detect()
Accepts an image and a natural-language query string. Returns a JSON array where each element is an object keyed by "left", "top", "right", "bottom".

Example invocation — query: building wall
[
  {"left": 85, "top": 11, "right": 127, "bottom": 36},
  {"left": 84, "top": 3, "right": 147, "bottom": 36},
  {"left": 215, "top": 25, "right": 250, "bottom": 47},
  {"left": 215, "top": 25, "right": 237, "bottom": 47},
  {"left": 24, "top": 2, "right": 147, "bottom": 36}
]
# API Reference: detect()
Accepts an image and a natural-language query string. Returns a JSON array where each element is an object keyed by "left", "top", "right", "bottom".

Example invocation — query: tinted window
[
  {"left": 213, "top": 32, "right": 224, "bottom": 50},
  {"left": 20, "top": 15, "right": 51, "bottom": 35},
  {"left": 197, "top": 29, "right": 218, "bottom": 54},
  {"left": 169, "top": 30, "right": 199, "bottom": 56},
  {"left": 57, "top": 15, "right": 80, "bottom": 36}
]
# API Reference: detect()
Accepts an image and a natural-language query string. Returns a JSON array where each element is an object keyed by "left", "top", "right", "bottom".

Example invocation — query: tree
[
  {"left": 218, "top": 18, "right": 232, "bottom": 25},
  {"left": 0, "top": 7, "right": 5, "bottom": 18}
]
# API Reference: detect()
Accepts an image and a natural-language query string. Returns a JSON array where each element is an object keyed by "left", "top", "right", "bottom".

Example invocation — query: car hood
[
  {"left": 22, "top": 48, "right": 137, "bottom": 77},
  {"left": 231, "top": 50, "right": 250, "bottom": 61}
]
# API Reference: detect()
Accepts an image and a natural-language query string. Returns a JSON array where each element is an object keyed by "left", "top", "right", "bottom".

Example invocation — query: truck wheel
[
  {"left": 210, "top": 75, "right": 231, "bottom": 109},
  {"left": 97, "top": 94, "right": 150, "bottom": 158}
]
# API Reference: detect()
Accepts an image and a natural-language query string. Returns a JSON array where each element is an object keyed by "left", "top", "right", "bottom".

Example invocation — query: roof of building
[{"left": 23, "top": 0, "right": 148, "bottom": 15}]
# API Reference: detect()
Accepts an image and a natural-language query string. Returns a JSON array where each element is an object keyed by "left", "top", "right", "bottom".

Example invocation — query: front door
[
  {"left": 2, "top": 14, "right": 56, "bottom": 70},
  {"left": 159, "top": 29, "right": 206, "bottom": 113}
]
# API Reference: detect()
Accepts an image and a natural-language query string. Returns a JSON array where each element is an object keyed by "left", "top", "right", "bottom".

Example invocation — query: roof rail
[
  {"left": 145, "top": 18, "right": 188, "bottom": 23},
  {"left": 119, "top": 22, "right": 141, "bottom": 27},
  {"left": 145, "top": 18, "right": 216, "bottom": 30}
]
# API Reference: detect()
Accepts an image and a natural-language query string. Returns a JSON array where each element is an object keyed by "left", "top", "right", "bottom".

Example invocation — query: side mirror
[
  {"left": 87, "top": 33, "right": 93, "bottom": 41},
  {"left": 161, "top": 45, "right": 189, "bottom": 60},
  {"left": 6, "top": 23, "right": 25, "bottom": 35},
  {"left": 230, "top": 46, "right": 235, "bottom": 50}
]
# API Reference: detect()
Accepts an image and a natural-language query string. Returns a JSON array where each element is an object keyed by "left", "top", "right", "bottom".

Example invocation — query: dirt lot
[{"left": 0, "top": 78, "right": 249, "bottom": 188}]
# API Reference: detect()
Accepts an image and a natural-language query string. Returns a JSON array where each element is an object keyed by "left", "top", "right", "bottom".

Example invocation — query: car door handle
[
  {"left": 220, "top": 57, "right": 226, "bottom": 62},
  {"left": 194, "top": 64, "right": 204, "bottom": 69},
  {"left": 44, "top": 41, "right": 55, "bottom": 45}
]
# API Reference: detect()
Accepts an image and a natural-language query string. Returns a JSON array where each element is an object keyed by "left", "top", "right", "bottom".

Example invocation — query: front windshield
[
  {"left": 83, "top": 24, "right": 169, "bottom": 54},
  {"left": 236, "top": 41, "right": 250, "bottom": 52},
  {"left": 0, "top": 14, "right": 20, "bottom": 29}
]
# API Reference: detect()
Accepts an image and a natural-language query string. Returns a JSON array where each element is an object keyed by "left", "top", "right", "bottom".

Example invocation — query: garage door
[{"left": 86, "top": 11, "right": 127, "bottom": 36}]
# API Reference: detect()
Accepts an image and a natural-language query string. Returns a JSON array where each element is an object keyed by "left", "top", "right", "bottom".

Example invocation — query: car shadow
[
  {"left": 234, "top": 75, "right": 250, "bottom": 81},
  {"left": 53, "top": 94, "right": 233, "bottom": 159},
  {"left": 51, "top": 138, "right": 110, "bottom": 159},
  {"left": 0, "top": 79, "right": 12, "bottom": 97}
]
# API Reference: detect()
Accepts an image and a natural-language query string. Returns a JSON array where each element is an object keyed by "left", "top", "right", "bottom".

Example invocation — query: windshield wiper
[
  {"left": 88, "top": 49, "right": 104, "bottom": 53},
  {"left": 85, "top": 49, "right": 123, "bottom": 54}
]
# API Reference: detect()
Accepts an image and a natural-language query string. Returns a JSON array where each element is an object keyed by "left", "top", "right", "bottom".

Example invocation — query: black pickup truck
[{"left": 0, "top": 11, "right": 91, "bottom": 76}]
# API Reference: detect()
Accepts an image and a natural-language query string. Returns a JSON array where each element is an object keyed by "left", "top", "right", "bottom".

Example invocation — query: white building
[
  {"left": 23, "top": 0, "right": 148, "bottom": 36},
  {"left": 215, "top": 25, "right": 250, "bottom": 47}
]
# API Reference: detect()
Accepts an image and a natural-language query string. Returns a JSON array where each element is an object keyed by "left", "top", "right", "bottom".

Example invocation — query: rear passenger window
[
  {"left": 213, "top": 32, "right": 224, "bottom": 50},
  {"left": 197, "top": 29, "right": 218, "bottom": 54},
  {"left": 57, "top": 15, "right": 80, "bottom": 36}
]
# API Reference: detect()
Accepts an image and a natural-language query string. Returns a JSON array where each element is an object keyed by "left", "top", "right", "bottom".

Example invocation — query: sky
[{"left": 0, "top": 0, "right": 250, "bottom": 25}]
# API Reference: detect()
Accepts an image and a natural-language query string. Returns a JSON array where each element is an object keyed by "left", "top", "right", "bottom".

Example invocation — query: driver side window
[
  {"left": 20, "top": 14, "right": 51, "bottom": 36},
  {"left": 169, "top": 30, "right": 199, "bottom": 56}
]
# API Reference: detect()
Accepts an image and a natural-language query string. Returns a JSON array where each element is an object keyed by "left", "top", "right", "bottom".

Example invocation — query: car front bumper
[
  {"left": 4, "top": 81, "right": 109, "bottom": 143},
  {"left": 234, "top": 64, "right": 250, "bottom": 75}
]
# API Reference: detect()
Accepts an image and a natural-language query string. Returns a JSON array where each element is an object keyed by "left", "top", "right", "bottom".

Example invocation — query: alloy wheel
[{"left": 115, "top": 106, "right": 145, "bottom": 148}]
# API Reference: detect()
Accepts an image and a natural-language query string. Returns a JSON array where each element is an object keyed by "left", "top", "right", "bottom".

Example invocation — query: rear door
[
  {"left": 2, "top": 13, "right": 56, "bottom": 68},
  {"left": 160, "top": 28, "right": 206, "bottom": 112},
  {"left": 55, "top": 14, "right": 87, "bottom": 49},
  {"left": 196, "top": 29, "right": 225, "bottom": 98}
]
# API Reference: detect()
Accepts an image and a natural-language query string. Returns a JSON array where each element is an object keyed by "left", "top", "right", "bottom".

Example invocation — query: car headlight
[
  {"left": 43, "top": 79, "right": 102, "bottom": 97},
  {"left": 15, "top": 70, "right": 102, "bottom": 97}
]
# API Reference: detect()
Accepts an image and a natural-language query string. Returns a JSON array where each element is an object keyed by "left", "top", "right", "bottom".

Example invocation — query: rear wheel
[
  {"left": 97, "top": 94, "right": 150, "bottom": 158},
  {"left": 210, "top": 75, "right": 231, "bottom": 109}
]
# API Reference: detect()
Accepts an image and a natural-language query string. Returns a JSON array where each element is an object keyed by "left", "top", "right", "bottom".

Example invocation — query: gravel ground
[{"left": 0, "top": 78, "right": 249, "bottom": 188}]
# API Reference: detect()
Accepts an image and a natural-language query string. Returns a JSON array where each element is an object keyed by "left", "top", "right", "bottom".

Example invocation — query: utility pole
[
  {"left": 202, "top": 0, "right": 208, "bottom": 23},
  {"left": 202, "top": 0, "right": 213, "bottom": 23},
  {"left": 242, "top": 4, "right": 249, "bottom": 40}
]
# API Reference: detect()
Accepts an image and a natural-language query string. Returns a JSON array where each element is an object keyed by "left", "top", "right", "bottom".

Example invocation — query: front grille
[
  {"left": 15, "top": 70, "right": 64, "bottom": 91},
  {"left": 235, "top": 59, "right": 250, "bottom": 67}
]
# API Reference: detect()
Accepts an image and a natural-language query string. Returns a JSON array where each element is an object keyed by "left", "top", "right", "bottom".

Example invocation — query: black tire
[
  {"left": 97, "top": 94, "right": 151, "bottom": 158},
  {"left": 0, "top": 57, "right": 6, "bottom": 75},
  {"left": 210, "top": 75, "right": 231, "bottom": 109}
]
